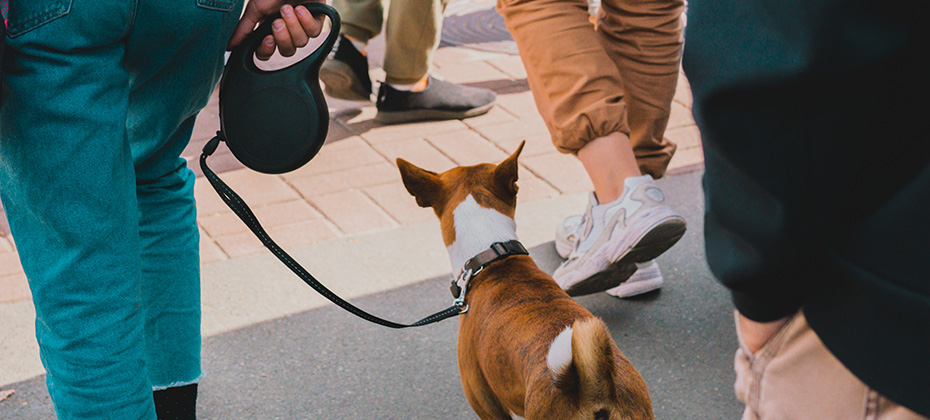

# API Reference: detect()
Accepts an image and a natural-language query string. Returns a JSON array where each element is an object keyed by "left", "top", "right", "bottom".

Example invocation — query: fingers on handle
[
  {"left": 255, "top": 35, "right": 276, "bottom": 61},
  {"left": 295, "top": 4, "right": 326, "bottom": 38}
]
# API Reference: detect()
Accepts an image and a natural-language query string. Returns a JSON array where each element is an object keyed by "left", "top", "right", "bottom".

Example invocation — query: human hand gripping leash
[{"left": 201, "top": 3, "right": 463, "bottom": 328}]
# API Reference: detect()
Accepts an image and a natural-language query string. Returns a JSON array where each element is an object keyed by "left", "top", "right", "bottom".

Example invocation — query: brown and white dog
[{"left": 397, "top": 142, "right": 654, "bottom": 420}]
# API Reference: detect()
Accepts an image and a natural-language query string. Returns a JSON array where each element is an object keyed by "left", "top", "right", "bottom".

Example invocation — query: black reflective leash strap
[{"left": 200, "top": 134, "right": 462, "bottom": 328}]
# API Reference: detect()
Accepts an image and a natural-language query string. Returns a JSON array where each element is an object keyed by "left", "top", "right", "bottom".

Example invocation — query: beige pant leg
[
  {"left": 332, "top": 0, "right": 384, "bottom": 42},
  {"left": 734, "top": 311, "right": 927, "bottom": 420},
  {"left": 496, "top": 0, "right": 629, "bottom": 154},
  {"left": 596, "top": 0, "right": 683, "bottom": 178},
  {"left": 383, "top": 0, "right": 448, "bottom": 84}
]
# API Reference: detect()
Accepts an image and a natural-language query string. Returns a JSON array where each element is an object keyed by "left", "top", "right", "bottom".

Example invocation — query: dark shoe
[
  {"left": 154, "top": 383, "right": 198, "bottom": 420},
  {"left": 375, "top": 76, "right": 496, "bottom": 124},
  {"left": 320, "top": 35, "right": 372, "bottom": 101}
]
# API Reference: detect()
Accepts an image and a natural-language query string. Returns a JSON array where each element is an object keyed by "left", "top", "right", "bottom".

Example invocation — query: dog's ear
[
  {"left": 397, "top": 158, "right": 443, "bottom": 208},
  {"left": 493, "top": 140, "right": 524, "bottom": 196}
]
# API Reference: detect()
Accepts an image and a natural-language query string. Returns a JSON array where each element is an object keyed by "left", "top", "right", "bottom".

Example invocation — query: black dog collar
[{"left": 451, "top": 240, "right": 529, "bottom": 311}]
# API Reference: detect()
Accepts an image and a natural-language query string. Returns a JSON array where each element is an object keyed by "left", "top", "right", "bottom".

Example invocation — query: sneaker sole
[
  {"left": 564, "top": 213, "right": 686, "bottom": 297},
  {"left": 607, "top": 264, "right": 664, "bottom": 298},
  {"left": 607, "top": 276, "right": 663, "bottom": 298},
  {"left": 320, "top": 60, "right": 371, "bottom": 102},
  {"left": 374, "top": 101, "right": 495, "bottom": 124}
]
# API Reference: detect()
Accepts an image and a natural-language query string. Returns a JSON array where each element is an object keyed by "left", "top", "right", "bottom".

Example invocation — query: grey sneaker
[
  {"left": 555, "top": 215, "right": 665, "bottom": 297},
  {"left": 374, "top": 76, "right": 496, "bottom": 124},
  {"left": 553, "top": 176, "right": 686, "bottom": 297}
]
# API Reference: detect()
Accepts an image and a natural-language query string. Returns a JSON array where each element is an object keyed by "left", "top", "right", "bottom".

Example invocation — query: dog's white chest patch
[{"left": 447, "top": 195, "right": 517, "bottom": 273}]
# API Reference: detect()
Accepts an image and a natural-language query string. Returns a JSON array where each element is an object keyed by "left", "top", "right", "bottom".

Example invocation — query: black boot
[
  {"left": 153, "top": 383, "right": 198, "bottom": 420},
  {"left": 319, "top": 34, "right": 373, "bottom": 101}
]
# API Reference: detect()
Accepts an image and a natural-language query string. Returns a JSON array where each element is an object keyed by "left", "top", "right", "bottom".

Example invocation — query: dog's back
[{"left": 458, "top": 258, "right": 654, "bottom": 420}]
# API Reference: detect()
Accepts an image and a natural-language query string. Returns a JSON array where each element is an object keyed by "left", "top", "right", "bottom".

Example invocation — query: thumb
[{"left": 227, "top": 5, "right": 267, "bottom": 50}]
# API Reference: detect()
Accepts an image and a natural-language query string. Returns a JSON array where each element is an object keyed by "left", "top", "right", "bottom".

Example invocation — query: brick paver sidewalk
[{"left": 0, "top": 44, "right": 702, "bottom": 304}]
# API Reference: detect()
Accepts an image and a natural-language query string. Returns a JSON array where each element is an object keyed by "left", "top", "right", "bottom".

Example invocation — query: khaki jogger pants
[
  {"left": 734, "top": 312, "right": 928, "bottom": 420},
  {"left": 497, "top": 0, "right": 684, "bottom": 178},
  {"left": 332, "top": 0, "right": 449, "bottom": 85}
]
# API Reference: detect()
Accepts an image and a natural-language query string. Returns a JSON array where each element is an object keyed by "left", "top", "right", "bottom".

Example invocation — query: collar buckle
[
  {"left": 449, "top": 240, "right": 529, "bottom": 313},
  {"left": 451, "top": 268, "right": 473, "bottom": 313}
]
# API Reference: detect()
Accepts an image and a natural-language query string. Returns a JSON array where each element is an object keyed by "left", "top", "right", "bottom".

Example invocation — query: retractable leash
[{"left": 200, "top": 3, "right": 463, "bottom": 328}]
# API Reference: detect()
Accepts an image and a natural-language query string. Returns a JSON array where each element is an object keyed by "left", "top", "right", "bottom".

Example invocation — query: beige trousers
[
  {"left": 496, "top": 0, "right": 684, "bottom": 178},
  {"left": 734, "top": 311, "right": 928, "bottom": 420},
  {"left": 331, "top": 0, "right": 448, "bottom": 85}
]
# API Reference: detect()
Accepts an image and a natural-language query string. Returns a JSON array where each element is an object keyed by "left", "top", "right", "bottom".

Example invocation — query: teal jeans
[{"left": 0, "top": 1, "right": 242, "bottom": 419}]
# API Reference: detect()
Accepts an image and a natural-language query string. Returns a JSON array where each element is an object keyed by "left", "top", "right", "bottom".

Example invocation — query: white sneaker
[
  {"left": 556, "top": 215, "right": 665, "bottom": 298},
  {"left": 554, "top": 214, "right": 583, "bottom": 259},
  {"left": 553, "top": 175, "right": 686, "bottom": 296},
  {"left": 605, "top": 261, "right": 664, "bottom": 298}
]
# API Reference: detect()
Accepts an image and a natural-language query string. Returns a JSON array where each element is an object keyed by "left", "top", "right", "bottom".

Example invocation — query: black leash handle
[{"left": 200, "top": 135, "right": 463, "bottom": 328}]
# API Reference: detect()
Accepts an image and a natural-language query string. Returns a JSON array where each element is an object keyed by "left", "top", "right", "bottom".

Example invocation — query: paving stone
[
  {"left": 309, "top": 190, "right": 398, "bottom": 234},
  {"left": 486, "top": 55, "right": 528, "bottom": 79},
  {"left": 667, "top": 101, "right": 696, "bottom": 130},
  {"left": 289, "top": 163, "right": 399, "bottom": 198},
  {"left": 0, "top": 250, "right": 24, "bottom": 278},
  {"left": 264, "top": 219, "right": 340, "bottom": 250},
  {"left": 0, "top": 207, "right": 8, "bottom": 237},
  {"left": 472, "top": 117, "right": 550, "bottom": 144},
  {"left": 492, "top": 132, "right": 554, "bottom": 158},
  {"left": 324, "top": 118, "right": 357, "bottom": 144},
  {"left": 194, "top": 169, "right": 301, "bottom": 216},
  {"left": 194, "top": 177, "right": 232, "bottom": 216},
  {"left": 217, "top": 170, "right": 301, "bottom": 204},
  {"left": 199, "top": 200, "right": 323, "bottom": 238},
  {"left": 515, "top": 170, "right": 560, "bottom": 203},
  {"left": 432, "top": 47, "right": 511, "bottom": 68},
  {"left": 666, "top": 125, "right": 703, "bottom": 150},
  {"left": 462, "top": 105, "right": 518, "bottom": 129},
  {"left": 521, "top": 152, "right": 593, "bottom": 194},
  {"left": 361, "top": 119, "right": 469, "bottom": 143},
  {"left": 199, "top": 229, "right": 228, "bottom": 264},
  {"left": 425, "top": 130, "right": 509, "bottom": 166},
  {"left": 319, "top": 136, "right": 369, "bottom": 152},
  {"left": 667, "top": 145, "right": 705, "bottom": 174},
  {"left": 0, "top": 235, "right": 12, "bottom": 252},
  {"left": 496, "top": 91, "right": 541, "bottom": 118},
  {"left": 192, "top": 88, "right": 221, "bottom": 144},
  {"left": 0, "top": 273, "right": 30, "bottom": 304},
  {"left": 433, "top": 61, "right": 510, "bottom": 84},
  {"left": 333, "top": 106, "right": 379, "bottom": 136},
  {"left": 674, "top": 71, "right": 693, "bottom": 107},
  {"left": 364, "top": 182, "right": 436, "bottom": 226},
  {"left": 282, "top": 137, "right": 386, "bottom": 179},
  {"left": 370, "top": 138, "right": 457, "bottom": 173},
  {"left": 213, "top": 231, "right": 266, "bottom": 259}
]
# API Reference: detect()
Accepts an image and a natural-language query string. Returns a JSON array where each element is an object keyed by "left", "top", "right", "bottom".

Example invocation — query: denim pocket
[
  {"left": 6, "top": 0, "right": 72, "bottom": 38},
  {"left": 196, "top": 0, "right": 237, "bottom": 12}
]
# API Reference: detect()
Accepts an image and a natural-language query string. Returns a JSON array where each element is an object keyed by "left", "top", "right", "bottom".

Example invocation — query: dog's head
[{"left": 397, "top": 141, "right": 524, "bottom": 246}]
